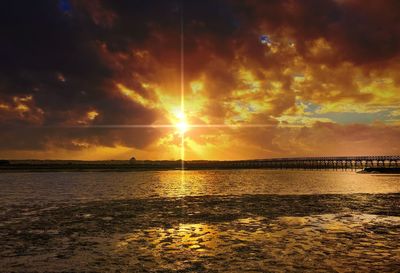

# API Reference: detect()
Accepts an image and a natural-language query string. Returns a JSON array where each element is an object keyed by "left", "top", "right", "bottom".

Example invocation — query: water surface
[{"left": 1, "top": 170, "right": 399, "bottom": 205}]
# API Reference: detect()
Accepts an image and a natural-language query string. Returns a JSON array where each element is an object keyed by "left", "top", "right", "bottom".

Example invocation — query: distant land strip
[{"left": 0, "top": 156, "right": 399, "bottom": 173}]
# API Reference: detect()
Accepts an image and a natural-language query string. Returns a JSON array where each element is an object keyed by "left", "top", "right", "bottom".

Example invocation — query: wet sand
[{"left": 1, "top": 193, "right": 399, "bottom": 272}]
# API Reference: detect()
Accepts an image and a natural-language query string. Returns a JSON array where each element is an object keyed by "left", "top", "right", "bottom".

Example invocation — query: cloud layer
[{"left": 0, "top": 0, "right": 399, "bottom": 159}]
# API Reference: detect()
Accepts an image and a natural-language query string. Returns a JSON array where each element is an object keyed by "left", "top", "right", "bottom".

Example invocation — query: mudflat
[{"left": 1, "top": 193, "right": 399, "bottom": 272}]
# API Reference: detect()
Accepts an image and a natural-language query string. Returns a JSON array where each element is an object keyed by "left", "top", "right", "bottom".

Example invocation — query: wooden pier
[{"left": 185, "top": 156, "right": 400, "bottom": 171}]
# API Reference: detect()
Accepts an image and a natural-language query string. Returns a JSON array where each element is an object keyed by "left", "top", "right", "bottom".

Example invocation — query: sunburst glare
[{"left": 175, "top": 111, "right": 189, "bottom": 135}]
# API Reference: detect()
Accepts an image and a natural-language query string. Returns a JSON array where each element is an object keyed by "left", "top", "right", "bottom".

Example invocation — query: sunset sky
[{"left": 1, "top": 0, "right": 400, "bottom": 160}]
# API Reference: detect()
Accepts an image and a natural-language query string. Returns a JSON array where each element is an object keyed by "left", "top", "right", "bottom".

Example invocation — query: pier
[{"left": 185, "top": 156, "right": 400, "bottom": 171}]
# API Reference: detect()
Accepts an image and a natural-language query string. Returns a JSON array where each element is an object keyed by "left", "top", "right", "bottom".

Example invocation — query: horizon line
[{"left": 3, "top": 155, "right": 400, "bottom": 162}]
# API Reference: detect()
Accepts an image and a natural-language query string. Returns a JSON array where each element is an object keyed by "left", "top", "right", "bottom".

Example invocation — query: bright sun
[
  {"left": 176, "top": 121, "right": 189, "bottom": 134},
  {"left": 175, "top": 111, "right": 189, "bottom": 134}
]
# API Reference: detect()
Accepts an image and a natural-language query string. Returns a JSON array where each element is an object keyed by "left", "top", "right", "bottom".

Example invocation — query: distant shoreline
[
  {"left": 1, "top": 158, "right": 399, "bottom": 173},
  {"left": 1, "top": 164, "right": 400, "bottom": 174}
]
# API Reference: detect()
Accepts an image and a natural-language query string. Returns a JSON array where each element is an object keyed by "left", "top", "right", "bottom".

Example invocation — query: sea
[{"left": 0, "top": 170, "right": 399, "bottom": 272}]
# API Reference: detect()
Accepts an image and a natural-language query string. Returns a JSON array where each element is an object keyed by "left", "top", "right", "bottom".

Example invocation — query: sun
[
  {"left": 176, "top": 121, "right": 189, "bottom": 134},
  {"left": 175, "top": 111, "right": 189, "bottom": 134}
]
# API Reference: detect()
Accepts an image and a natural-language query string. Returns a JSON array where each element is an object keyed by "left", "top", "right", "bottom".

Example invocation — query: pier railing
[{"left": 184, "top": 156, "right": 400, "bottom": 170}]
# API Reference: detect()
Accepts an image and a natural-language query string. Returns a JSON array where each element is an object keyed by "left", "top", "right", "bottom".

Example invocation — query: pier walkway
[{"left": 185, "top": 156, "right": 400, "bottom": 170}]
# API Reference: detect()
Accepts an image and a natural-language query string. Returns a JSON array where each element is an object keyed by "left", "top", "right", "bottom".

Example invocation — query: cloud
[{"left": 0, "top": 0, "right": 399, "bottom": 159}]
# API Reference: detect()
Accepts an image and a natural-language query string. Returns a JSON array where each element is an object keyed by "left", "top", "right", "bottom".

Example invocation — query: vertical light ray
[{"left": 180, "top": 1, "right": 185, "bottom": 170}]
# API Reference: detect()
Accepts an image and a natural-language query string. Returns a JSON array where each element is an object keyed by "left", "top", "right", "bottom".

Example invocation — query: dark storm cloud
[
  {"left": 0, "top": 0, "right": 169, "bottom": 149},
  {"left": 236, "top": 0, "right": 400, "bottom": 65}
]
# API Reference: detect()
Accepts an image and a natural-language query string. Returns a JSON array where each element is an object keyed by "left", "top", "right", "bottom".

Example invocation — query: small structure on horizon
[{"left": 129, "top": 157, "right": 136, "bottom": 164}]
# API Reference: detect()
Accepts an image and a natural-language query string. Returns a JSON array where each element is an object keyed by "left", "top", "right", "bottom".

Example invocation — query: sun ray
[
  {"left": 38, "top": 123, "right": 303, "bottom": 129},
  {"left": 180, "top": 2, "right": 185, "bottom": 170}
]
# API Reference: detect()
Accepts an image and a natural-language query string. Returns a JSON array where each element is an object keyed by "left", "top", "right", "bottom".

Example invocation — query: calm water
[
  {"left": 1, "top": 170, "right": 400, "bottom": 205},
  {"left": 1, "top": 170, "right": 400, "bottom": 272}
]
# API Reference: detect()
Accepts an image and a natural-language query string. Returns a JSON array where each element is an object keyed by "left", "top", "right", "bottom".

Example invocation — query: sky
[{"left": 0, "top": 0, "right": 400, "bottom": 160}]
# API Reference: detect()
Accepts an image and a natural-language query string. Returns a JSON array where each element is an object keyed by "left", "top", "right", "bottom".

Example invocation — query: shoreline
[
  {"left": 1, "top": 159, "right": 399, "bottom": 173},
  {"left": 1, "top": 165, "right": 399, "bottom": 173}
]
